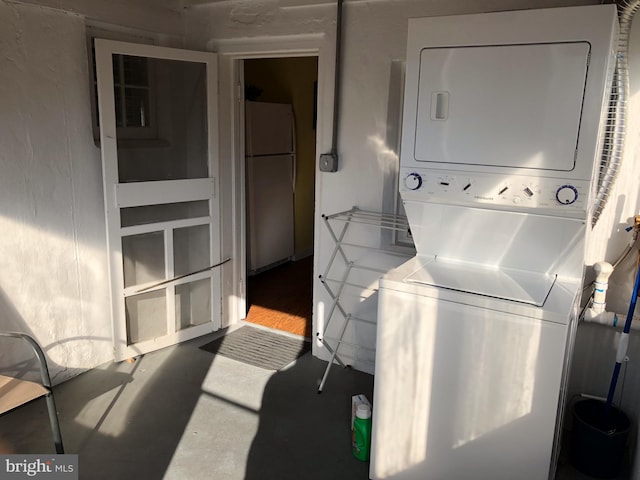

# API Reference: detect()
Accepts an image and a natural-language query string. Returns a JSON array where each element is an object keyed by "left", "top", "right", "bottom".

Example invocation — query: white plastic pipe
[
  {"left": 592, "top": 261, "right": 614, "bottom": 314},
  {"left": 584, "top": 307, "right": 640, "bottom": 330},
  {"left": 582, "top": 261, "right": 640, "bottom": 330}
]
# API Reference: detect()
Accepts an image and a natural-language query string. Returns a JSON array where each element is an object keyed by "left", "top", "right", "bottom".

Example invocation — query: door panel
[
  {"left": 96, "top": 39, "right": 221, "bottom": 360},
  {"left": 175, "top": 278, "right": 212, "bottom": 330},
  {"left": 120, "top": 200, "right": 210, "bottom": 228},
  {"left": 126, "top": 290, "right": 167, "bottom": 344},
  {"left": 122, "top": 231, "right": 165, "bottom": 288}
]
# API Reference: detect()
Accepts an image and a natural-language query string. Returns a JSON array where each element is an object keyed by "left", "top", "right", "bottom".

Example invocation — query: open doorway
[{"left": 242, "top": 56, "right": 318, "bottom": 339}]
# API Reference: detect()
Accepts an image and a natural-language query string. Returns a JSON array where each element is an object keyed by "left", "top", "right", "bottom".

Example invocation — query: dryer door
[{"left": 413, "top": 42, "right": 590, "bottom": 171}]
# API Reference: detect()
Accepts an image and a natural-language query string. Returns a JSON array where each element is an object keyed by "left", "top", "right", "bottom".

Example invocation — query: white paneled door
[{"left": 95, "top": 40, "right": 221, "bottom": 361}]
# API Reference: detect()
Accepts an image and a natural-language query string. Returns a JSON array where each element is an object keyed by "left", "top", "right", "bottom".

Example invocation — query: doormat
[{"left": 199, "top": 326, "right": 310, "bottom": 371}]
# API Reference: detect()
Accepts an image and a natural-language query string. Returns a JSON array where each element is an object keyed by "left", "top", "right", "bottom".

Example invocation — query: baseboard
[{"left": 292, "top": 248, "right": 313, "bottom": 261}]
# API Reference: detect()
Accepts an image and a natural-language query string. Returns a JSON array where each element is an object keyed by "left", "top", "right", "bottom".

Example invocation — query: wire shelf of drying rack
[{"left": 316, "top": 206, "right": 414, "bottom": 393}]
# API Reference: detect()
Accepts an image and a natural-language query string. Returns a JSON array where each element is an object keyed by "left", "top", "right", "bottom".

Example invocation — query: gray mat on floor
[{"left": 199, "top": 326, "right": 310, "bottom": 370}]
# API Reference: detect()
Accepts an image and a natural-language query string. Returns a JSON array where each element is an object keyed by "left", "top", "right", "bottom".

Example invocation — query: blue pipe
[{"left": 605, "top": 262, "right": 640, "bottom": 414}]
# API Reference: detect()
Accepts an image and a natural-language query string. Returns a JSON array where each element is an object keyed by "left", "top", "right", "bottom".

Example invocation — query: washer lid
[{"left": 405, "top": 258, "right": 556, "bottom": 306}]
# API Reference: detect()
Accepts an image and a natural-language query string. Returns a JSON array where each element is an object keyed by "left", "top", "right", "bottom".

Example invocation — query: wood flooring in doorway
[{"left": 245, "top": 257, "right": 313, "bottom": 338}]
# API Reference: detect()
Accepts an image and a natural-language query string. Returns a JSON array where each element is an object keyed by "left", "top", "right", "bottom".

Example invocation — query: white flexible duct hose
[{"left": 592, "top": 1, "right": 639, "bottom": 226}]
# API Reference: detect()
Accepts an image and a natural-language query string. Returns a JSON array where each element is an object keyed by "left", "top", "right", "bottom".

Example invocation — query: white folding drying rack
[{"left": 317, "top": 206, "right": 414, "bottom": 392}]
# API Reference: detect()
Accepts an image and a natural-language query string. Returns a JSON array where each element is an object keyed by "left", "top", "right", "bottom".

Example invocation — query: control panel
[{"left": 400, "top": 168, "right": 590, "bottom": 215}]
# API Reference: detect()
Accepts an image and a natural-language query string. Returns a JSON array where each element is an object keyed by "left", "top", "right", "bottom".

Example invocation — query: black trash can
[{"left": 569, "top": 399, "right": 631, "bottom": 478}]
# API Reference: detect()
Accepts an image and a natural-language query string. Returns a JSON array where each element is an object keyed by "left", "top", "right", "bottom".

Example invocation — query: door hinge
[{"left": 236, "top": 83, "right": 243, "bottom": 103}]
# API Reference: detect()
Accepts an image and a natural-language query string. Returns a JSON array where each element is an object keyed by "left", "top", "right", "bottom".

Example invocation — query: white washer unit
[{"left": 371, "top": 5, "right": 618, "bottom": 480}]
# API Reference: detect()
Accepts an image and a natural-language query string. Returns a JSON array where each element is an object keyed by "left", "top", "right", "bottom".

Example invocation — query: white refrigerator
[{"left": 245, "top": 101, "right": 296, "bottom": 273}]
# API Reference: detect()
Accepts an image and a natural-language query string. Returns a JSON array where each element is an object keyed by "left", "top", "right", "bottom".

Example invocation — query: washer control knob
[
  {"left": 556, "top": 185, "right": 578, "bottom": 205},
  {"left": 404, "top": 173, "right": 423, "bottom": 191}
]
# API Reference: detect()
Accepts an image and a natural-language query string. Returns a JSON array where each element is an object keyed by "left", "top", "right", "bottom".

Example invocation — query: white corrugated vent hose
[{"left": 592, "top": 1, "right": 639, "bottom": 226}]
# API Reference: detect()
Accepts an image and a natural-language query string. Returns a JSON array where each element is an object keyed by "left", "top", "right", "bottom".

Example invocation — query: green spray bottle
[{"left": 352, "top": 403, "right": 372, "bottom": 461}]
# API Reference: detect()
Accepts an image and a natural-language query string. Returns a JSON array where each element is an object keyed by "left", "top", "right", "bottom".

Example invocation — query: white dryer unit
[{"left": 371, "top": 5, "right": 618, "bottom": 480}]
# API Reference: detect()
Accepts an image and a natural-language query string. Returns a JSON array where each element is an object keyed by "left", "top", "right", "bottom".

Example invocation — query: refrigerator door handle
[
  {"left": 292, "top": 153, "right": 296, "bottom": 194},
  {"left": 291, "top": 111, "right": 296, "bottom": 194}
]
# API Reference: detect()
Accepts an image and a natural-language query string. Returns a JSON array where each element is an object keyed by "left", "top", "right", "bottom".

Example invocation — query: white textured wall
[
  {"left": 0, "top": 2, "right": 112, "bottom": 383},
  {"left": 0, "top": 0, "right": 184, "bottom": 384},
  {"left": 10, "top": 0, "right": 183, "bottom": 36}
]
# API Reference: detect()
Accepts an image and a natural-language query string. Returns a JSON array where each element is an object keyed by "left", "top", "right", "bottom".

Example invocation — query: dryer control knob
[
  {"left": 556, "top": 185, "right": 578, "bottom": 205},
  {"left": 404, "top": 173, "right": 423, "bottom": 191}
]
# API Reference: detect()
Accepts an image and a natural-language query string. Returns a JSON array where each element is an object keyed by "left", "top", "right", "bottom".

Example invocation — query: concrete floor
[
  {"left": 0, "top": 324, "right": 372, "bottom": 479},
  {"left": 0, "top": 324, "right": 631, "bottom": 480}
]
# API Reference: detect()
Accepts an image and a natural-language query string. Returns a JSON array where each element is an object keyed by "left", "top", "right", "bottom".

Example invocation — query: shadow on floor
[
  {"left": 1, "top": 340, "right": 216, "bottom": 480},
  {"left": 245, "top": 353, "right": 372, "bottom": 480},
  {"left": 1, "top": 328, "right": 375, "bottom": 479},
  {"left": 74, "top": 346, "right": 215, "bottom": 479}
]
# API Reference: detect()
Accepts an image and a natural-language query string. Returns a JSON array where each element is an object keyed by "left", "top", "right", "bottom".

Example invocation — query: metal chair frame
[{"left": 0, "top": 332, "right": 64, "bottom": 453}]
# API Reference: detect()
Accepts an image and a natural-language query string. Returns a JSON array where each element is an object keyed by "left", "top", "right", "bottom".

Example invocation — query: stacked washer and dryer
[{"left": 371, "top": 5, "right": 618, "bottom": 480}]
